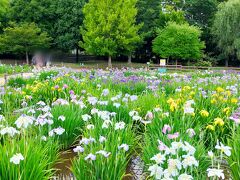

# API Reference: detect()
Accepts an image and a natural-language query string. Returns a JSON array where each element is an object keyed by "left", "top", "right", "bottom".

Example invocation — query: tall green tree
[
  {"left": 0, "top": 0, "right": 9, "bottom": 31},
  {"left": 136, "top": 0, "right": 186, "bottom": 61},
  {"left": 212, "top": 0, "right": 240, "bottom": 66},
  {"left": 185, "top": 0, "right": 218, "bottom": 28},
  {"left": 80, "top": 0, "right": 141, "bottom": 67},
  {"left": 53, "top": 0, "right": 86, "bottom": 61},
  {"left": 136, "top": 0, "right": 161, "bottom": 38},
  {"left": 0, "top": 23, "right": 51, "bottom": 64},
  {"left": 157, "top": 1, "right": 186, "bottom": 27},
  {"left": 8, "top": 0, "right": 56, "bottom": 42},
  {"left": 183, "top": 0, "right": 222, "bottom": 57},
  {"left": 8, "top": 0, "right": 87, "bottom": 58},
  {"left": 152, "top": 22, "right": 205, "bottom": 64},
  {"left": 0, "top": 0, "right": 8, "bottom": 16}
]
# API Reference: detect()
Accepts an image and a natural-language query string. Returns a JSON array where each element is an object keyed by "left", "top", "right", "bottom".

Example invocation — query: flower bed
[{"left": 0, "top": 68, "right": 239, "bottom": 179}]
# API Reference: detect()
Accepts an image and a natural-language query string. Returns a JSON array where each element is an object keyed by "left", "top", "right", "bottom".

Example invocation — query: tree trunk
[
  {"left": 26, "top": 51, "right": 29, "bottom": 65},
  {"left": 108, "top": 56, "right": 112, "bottom": 68},
  {"left": 128, "top": 54, "right": 132, "bottom": 64},
  {"left": 76, "top": 46, "right": 79, "bottom": 63},
  {"left": 225, "top": 58, "right": 228, "bottom": 67}
]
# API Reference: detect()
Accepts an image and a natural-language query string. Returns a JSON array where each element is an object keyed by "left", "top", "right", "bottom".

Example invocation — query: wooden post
[
  {"left": 26, "top": 51, "right": 29, "bottom": 64},
  {"left": 4, "top": 74, "right": 7, "bottom": 85},
  {"left": 108, "top": 56, "right": 112, "bottom": 68},
  {"left": 128, "top": 54, "right": 132, "bottom": 64}
]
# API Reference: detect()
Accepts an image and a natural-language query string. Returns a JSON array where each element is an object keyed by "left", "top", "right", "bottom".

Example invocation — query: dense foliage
[
  {"left": 152, "top": 22, "right": 205, "bottom": 62},
  {"left": 212, "top": 0, "right": 240, "bottom": 66},
  {"left": 0, "top": 23, "right": 51, "bottom": 64},
  {"left": 0, "top": 0, "right": 239, "bottom": 66},
  {"left": 80, "top": 0, "right": 141, "bottom": 67},
  {"left": 53, "top": 0, "right": 86, "bottom": 54}
]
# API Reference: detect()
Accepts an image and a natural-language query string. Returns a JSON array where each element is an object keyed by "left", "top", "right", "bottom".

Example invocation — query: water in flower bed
[
  {"left": 125, "top": 156, "right": 146, "bottom": 180},
  {"left": 53, "top": 150, "right": 76, "bottom": 180},
  {"left": 53, "top": 152, "right": 145, "bottom": 180}
]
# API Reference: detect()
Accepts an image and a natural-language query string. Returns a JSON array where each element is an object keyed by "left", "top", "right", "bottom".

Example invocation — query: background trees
[
  {"left": 212, "top": 0, "right": 240, "bottom": 66},
  {"left": 8, "top": 0, "right": 86, "bottom": 56},
  {"left": 184, "top": 0, "right": 219, "bottom": 55},
  {"left": 80, "top": 0, "right": 141, "bottom": 67},
  {"left": 136, "top": 0, "right": 186, "bottom": 60},
  {"left": 53, "top": 0, "right": 86, "bottom": 61},
  {"left": 0, "top": 23, "right": 51, "bottom": 64},
  {"left": 0, "top": 0, "right": 9, "bottom": 32},
  {"left": 0, "top": 0, "right": 240, "bottom": 66},
  {"left": 8, "top": 0, "right": 56, "bottom": 38},
  {"left": 152, "top": 22, "right": 205, "bottom": 64}
]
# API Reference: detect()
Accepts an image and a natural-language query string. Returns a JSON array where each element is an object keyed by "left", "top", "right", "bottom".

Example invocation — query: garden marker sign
[
  {"left": 160, "top": 59, "right": 166, "bottom": 66},
  {"left": 159, "top": 59, "right": 167, "bottom": 73}
]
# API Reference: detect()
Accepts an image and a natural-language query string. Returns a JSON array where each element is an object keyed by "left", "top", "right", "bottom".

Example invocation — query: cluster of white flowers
[
  {"left": 73, "top": 126, "right": 130, "bottom": 162},
  {"left": 129, "top": 110, "right": 142, "bottom": 121},
  {"left": 82, "top": 114, "right": 91, "bottom": 122},
  {"left": 122, "top": 94, "right": 138, "bottom": 103},
  {"left": 91, "top": 108, "right": 116, "bottom": 122},
  {"left": 10, "top": 153, "right": 24, "bottom": 165},
  {"left": 110, "top": 93, "right": 122, "bottom": 102},
  {"left": 80, "top": 136, "right": 96, "bottom": 145},
  {"left": 15, "top": 114, "right": 35, "bottom": 129},
  {"left": 87, "top": 96, "right": 98, "bottom": 105},
  {"left": 34, "top": 102, "right": 54, "bottom": 126},
  {"left": 148, "top": 141, "right": 198, "bottom": 180},
  {"left": 183, "top": 100, "right": 195, "bottom": 115},
  {"left": 81, "top": 108, "right": 120, "bottom": 130},
  {"left": 115, "top": 121, "right": 125, "bottom": 130},
  {"left": 206, "top": 141, "right": 231, "bottom": 179},
  {"left": 101, "top": 89, "right": 109, "bottom": 97},
  {"left": 73, "top": 135, "right": 114, "bottom": 162},
  {"left": 52, "top": 98, "right": 69, "bottom": 106},
  {"left": 49, "top": 127, "right": 65, "bottom": 136},
  {"left": 0, "top": 126, "right": 19, "bottom": 137},
  {"left": 86, "top": 92, "right": 137, "bottom": 110},
  {"left": 58, "top": 115, "right": 65, "bottom": 121}
]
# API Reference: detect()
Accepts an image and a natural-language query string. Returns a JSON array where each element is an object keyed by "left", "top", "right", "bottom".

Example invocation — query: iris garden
[{"left": 0, "top": 67, "right": 240, "bottom": 179}]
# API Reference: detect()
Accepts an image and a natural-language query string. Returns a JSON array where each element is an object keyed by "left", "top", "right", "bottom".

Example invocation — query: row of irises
[{"left": 0, "top": 68, "right": 239, "bottom": 179}]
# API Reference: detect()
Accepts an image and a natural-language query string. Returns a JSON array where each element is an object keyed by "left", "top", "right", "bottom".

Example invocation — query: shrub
[
  {"left": 38, "top": 70, "right": 59, "bottom": 81},
  {"left": 195, "top": 60, "right": 212, "bottom": 67},
  {"left": 7, "top": 77, "right": 27, "bottom": 87},
  {"left": 152, "top": 22, "right": 205, "bottom": 62}
]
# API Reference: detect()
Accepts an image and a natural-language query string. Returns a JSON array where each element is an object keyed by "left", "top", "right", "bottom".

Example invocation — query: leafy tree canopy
[
  {"left": 185, "top": 0, "right": 219, "bottom": 28},
  {"left": 81, "top": 0, "right": 141, "bottom": 67},
  {"left": 0, "top": 0, "right": 9, "bottom": 31},
  {"left": 152, "top": 22, "right": 205, "bottom": 61},
  {"left": 8, "top": 0, "right": 87, "bottom": 53},
  {"left": 212, "top": 0, "right": 240, "bottom": 65},
  {"left": 136, "top": 0, "right": 186, "bottom": 60},
  {"left": 0, "top": 0, "right": 9, "bottom": 14},
  {"left": 0, "top": 22, "right": 51, "bottom": 64},
  {"left": 8, "top": 0, "right": 56, "bottom": 36},
  {"left": 53, "top": 0, "right": 86, "bottom": 51}
]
